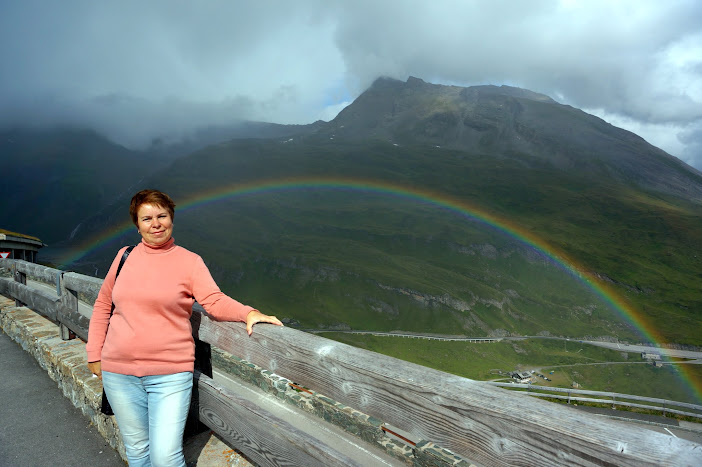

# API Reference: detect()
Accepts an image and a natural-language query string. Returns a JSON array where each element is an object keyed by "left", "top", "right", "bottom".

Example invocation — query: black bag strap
[
  {"left": 115, "top": 245, "right": 136, "bottom": 280},
  {"left": 100, "top": 245, "right": 135, "bottom": 415},
  {"left": 109, "top": 245, "right": 135, "bottom": 316}
]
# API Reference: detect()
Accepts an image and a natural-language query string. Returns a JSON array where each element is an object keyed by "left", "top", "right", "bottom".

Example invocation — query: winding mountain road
[{"left": 310, "top": 329, "right": 702, "bottom": 363}]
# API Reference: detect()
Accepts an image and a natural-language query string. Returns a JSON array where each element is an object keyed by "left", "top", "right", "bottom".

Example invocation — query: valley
[{"left": 4, "top": 77, "right": 702, "bottom": 407}]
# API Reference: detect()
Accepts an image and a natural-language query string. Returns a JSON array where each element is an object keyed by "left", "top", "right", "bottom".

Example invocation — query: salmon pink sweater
[{"left": 86, "top": 238, "right": 254, "bottom": 376}]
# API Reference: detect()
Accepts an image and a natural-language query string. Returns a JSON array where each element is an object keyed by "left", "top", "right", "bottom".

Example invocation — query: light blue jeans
[{"left": 102, "top": 371, "right": 193, "bottom": 467}]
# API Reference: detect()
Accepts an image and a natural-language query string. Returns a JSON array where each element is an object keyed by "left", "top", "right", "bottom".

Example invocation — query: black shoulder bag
[{"left": 100, "top": 245, "right": 135, "bottom": 415}]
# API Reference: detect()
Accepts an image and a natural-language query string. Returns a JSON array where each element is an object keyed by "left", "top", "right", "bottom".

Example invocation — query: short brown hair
[{"left": 129, "top": 189, "right": 176, "bottom": 226}]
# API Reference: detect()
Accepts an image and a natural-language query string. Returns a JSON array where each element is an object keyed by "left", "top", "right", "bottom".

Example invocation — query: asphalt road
[
  {"left": 570, "top": 405, "right": 702, "bottom": 445},
  {"left": 580, "top": 340, "right": 702, "bottom": 361},
  {"left": 0, "top": 329, "right": 124, "bottom": 466}
]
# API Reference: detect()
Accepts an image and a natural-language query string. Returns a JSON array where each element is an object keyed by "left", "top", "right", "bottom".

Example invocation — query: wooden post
[
  {"left": 14, "top": 266, "right": 26, "bottom": 307},
  {"left": 60, "top": 288, "right": 79, "bottom": 340},
  {"left": 56, "top": 271, "right": 76, "bottom": 340},
  {"left": 55, "top": 271, "right": 77, "bottom": 340},
  {"left": 60, "top": 323, "right": 76, "bottom": 340}
]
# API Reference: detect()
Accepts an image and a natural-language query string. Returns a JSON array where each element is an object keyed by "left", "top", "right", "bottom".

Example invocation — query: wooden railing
[{"left": 1, "top": 258, "right": 700, "bottom": 466}]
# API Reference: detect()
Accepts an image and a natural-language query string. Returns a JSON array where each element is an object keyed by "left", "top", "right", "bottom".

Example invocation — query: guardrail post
[
  {"left": 60, "top": 276, "right": 79, "bottom": 341},
  {"left": 612, "top": 395, "right": 616, "bottom": 410},
  {"left": 14, "top": 264, "right": 26, "bottom": 307},
  {"left": 60, "top": 323, "right": 76, "bottom": 340},
  {"left": 54, "top": 271, "right": 76, "bottom": 340}
]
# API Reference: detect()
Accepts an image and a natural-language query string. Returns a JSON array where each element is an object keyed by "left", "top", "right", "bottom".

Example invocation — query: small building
[
  {"left": 0, "top": 230, "right": 45, "bottom": 263},
  {"left": 509, "top": 371, "right": 532, "bottom": 383},
  {"left": 641, "top": 351, "right": 661, "bottom": 361}
]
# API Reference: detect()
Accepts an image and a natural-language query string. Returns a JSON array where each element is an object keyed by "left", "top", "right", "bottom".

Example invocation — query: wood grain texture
[
  {"left": 57, "top": 307, "right": 89, "bottom": 341},
  {"left": 62, "top": 272, "right": 103, "bottom": 305},
  {"left": 13, "top": 260, "right": 58, "bottom": 284},
  {"left": 192, "top": 310, "right": 701, "bottom": 466},
  {"left": 0, "top": 279, "right": 59, "bottom": 320},
  {"left": 58, "top": 286, "right": 89, "bottom": 341},
  {"left": 0, "top": 277, "right": 13, "bottom": 298},
  {"left": 194, "top": 371, "right": 363, "bottom": 467}
]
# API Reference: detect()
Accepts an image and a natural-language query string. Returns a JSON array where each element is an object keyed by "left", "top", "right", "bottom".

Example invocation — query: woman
[{"left": 87, "top": 189, "right": 283, "bottom": 467}]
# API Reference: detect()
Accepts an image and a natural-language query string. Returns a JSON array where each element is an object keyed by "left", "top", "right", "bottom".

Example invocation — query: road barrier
[
  {"left": 489, "top": 382, "right": 702, "bottom": 420},
  {"left": 1, "top": 258, "right": 700, "bottom": 466}
]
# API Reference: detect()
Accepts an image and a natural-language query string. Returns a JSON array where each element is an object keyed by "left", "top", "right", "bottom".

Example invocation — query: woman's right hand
[{"left": 88, "top": 361, "right": 102, "bottom": 380}]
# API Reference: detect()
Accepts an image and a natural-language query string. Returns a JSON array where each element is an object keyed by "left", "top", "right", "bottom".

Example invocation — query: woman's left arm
[{"left": 192, "top": 256, "right": 283, "bottom": 335}]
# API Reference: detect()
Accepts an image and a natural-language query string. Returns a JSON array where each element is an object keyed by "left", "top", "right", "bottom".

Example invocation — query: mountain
[
  {"left": 322, "top": 76, "right": 702, "bottom": 200},
  {"left": 0, "top": 121, "right": 323, "bottom": 245},
  {"left": 145, "top": 120, "right": 324, "bottom": 159},
  {"left": 0, "top": 128, "right": 158, "bottom": 244},
  {"left": 6, "top": 77, "right": 702, "bottom": 347}
]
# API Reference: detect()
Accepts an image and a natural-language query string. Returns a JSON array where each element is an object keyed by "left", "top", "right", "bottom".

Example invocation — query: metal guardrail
[
  {"left": 489, "top": 382, "right": 702, "bottom": 420},
  {"left": 1, "top": 258, "right": 701, "bottom": 466}
]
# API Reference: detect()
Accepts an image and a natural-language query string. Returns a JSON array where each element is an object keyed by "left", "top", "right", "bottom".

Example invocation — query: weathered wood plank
[
  {"left": 0, "top": 277, "right": 13, "bottom": 297},
  {"left": 191, "top": 310, "right": 701, "bottom": 466},
  {"left": 194, "top": 371, "right": 364, "bottom": 467},
  {"left": 0, "top": 258, "right": 14, "bottom": 271},
  {"left": 57, "top": 307, "right": 90, "bottom": 341},
  {"left": 62, "top": 272, "right": 103, "bottom": 306},
  {"left": 0, "top": 279, "right": 60, "bottom": 321},
  {"left": 14, "top": 260, "right": 61, "bottom": 286}
]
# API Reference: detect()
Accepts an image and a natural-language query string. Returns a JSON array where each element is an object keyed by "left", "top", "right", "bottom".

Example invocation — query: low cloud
[{"left": 0, "top": 1, "right": 700, "bottom": 168}]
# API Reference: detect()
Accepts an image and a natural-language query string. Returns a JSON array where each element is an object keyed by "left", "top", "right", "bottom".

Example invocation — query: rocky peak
[{"left": 326, "top": 76, "right": 702, "bottom": 200}]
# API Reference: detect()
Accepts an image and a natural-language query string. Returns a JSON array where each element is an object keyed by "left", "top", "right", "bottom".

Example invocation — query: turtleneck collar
[{"left": 141, "top": 237, "right": 176, "bottom": 253}]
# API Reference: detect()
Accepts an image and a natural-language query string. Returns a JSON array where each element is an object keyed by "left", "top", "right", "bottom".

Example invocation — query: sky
[{"left": 1, "top": 0, "right": 701, "bottom": 169}]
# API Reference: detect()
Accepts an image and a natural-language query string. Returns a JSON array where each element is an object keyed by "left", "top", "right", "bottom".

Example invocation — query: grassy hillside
[
  {"left": 107, "top": 137, "right": 702, "bottom": 345},
  {"left": 0, "top": 128, "right": 162, "bottom": 243},
  {"left": 323, "top": 334, "right": 702, "bottom": 405}
]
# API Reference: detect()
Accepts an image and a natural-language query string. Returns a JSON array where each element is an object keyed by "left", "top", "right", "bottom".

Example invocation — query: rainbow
[{"left": 57, "top": 177, "right": 701, "bottom": 401}]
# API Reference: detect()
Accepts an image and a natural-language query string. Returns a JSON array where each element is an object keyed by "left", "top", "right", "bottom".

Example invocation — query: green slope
[
  {"left": 99, "top": 137, "right": 702, "bottom": 346},
  {"left": 0, "top": 128, "right": 167, "bottom": 244}
]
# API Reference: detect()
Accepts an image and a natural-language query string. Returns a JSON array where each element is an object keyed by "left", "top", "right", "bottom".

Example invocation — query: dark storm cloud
[
  {"left": 328, "top": 0, "right": 702, "bottom": 168},
  {"left": 0, "top": 0, "right": 339, "bottom": 146},
  {"left": 0, "top": 0, "right": 700, "bottom": 168},
  {"left": 332, "top": 1, "right": 702, "bottom": 126},
  {"left": 679, "top": 127, "right": 702, "bottom": 172}
]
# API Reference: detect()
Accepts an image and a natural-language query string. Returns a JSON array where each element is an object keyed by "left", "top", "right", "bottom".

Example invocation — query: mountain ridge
[{"left": 319, "top": 76, "right": 702, "bottom": 201}]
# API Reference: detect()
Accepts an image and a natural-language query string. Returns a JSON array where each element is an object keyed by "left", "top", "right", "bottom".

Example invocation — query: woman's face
[{"left": 136, "top": 203, "right": 173, "bottom": 246}]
